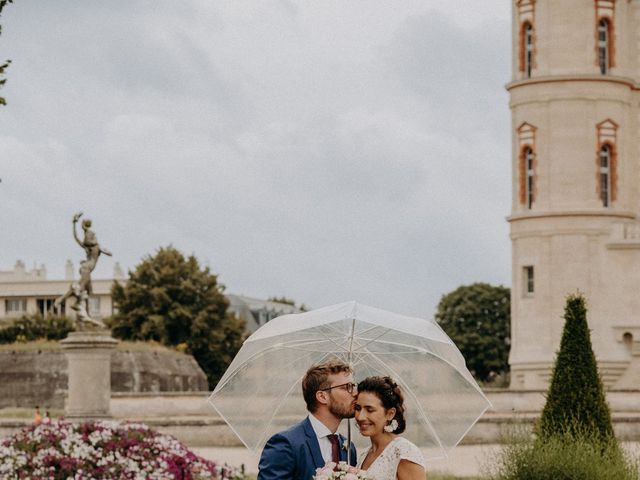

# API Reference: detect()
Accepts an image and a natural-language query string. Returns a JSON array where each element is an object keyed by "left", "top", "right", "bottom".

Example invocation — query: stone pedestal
[{"left": 60, "top": 330, "right": 118, "bottom": 419}]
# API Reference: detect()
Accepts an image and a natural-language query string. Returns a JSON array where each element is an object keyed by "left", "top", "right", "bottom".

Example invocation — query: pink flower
[
  {"left": 344, "top": 474, "right": 358, "bottom": 480},
  {"left": 318, "top": 466, "right": 334, "bottom": 475},
  {"left": 346, "top": 465, "right": 359, "bottom": 474}
]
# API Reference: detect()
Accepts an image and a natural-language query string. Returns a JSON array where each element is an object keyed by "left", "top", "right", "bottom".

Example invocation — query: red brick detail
[
  {"left": 519, "top": 22, "right": 533, "bottom": 73},
  {"left": 519, "top": 147, "right": 527, "bottom": 205}
]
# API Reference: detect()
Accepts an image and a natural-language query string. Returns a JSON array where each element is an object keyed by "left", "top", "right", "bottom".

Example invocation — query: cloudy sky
[{"left": 0, "top": 1, "right": 512, "bottom": 318}]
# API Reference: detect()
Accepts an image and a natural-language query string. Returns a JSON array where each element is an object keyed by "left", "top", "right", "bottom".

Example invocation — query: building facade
[
  {"left": 0, "top": 260, "right": 123, "bottom": 321},
  {"left": 0, "top": 261, "right": 298, "bottom": 333},
  {"left": 508, "top": 0, "right": 640, "bottom": 389}
]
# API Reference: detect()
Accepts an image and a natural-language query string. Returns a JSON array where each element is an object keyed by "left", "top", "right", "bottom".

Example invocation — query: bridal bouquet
[{"left": 313, "top": 461, "right": 374, "bottom": 480}]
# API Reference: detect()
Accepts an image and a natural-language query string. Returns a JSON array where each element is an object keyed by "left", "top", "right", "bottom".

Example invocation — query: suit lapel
[{"left": 303, "top": 417, "right": 325, "bottom": 468}]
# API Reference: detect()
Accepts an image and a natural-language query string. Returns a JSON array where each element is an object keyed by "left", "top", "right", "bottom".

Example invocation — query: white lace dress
[{"left": 356, "top": 437, "right": 426, "bottom": 480}]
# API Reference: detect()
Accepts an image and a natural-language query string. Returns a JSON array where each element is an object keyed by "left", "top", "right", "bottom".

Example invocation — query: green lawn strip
[{"left": 0, "top": 407, "right": 64, "bottom": 419}]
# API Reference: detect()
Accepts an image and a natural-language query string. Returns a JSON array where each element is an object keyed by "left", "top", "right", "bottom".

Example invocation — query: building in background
[
  {"left": 226, "top": 294, "right": 300, "bottom": 333},
  {"left": 508, "top": 0, "right": 640, "bottom": 389},
  {"left": 0, "top": 261, "right": 299, "bottom": 333},
  {"left": 0, "top": 260, "right": 124, "bottom": 321}
]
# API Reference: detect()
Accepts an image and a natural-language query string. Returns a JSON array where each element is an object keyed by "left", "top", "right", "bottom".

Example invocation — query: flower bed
[{"left": 0, "top": 419, "right": 244, "bottom": 479}]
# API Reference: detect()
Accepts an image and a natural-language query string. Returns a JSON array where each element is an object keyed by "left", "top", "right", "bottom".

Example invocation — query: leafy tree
[
  {"left": 435, "top": 283, "right": 510, "bottom": 383},
  {"left": 268, "top": 296, "right": 295, "bottom": 306},
  {"left": 0, "top": 0, "right": 14, "bottom": 106},
  {"left": 108, "top": 246, "right": 246, "bottom": 388},
  {"left": 267, "top": 296, "right": 308, "bottom": 312},
  {"left": 538, "top": 293, "right": 614, "bottom": 442}
]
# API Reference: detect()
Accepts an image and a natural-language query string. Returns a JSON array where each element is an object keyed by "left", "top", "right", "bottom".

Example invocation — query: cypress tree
[{"left": 538, "top": 293, "right": 614, "bottom": 442}]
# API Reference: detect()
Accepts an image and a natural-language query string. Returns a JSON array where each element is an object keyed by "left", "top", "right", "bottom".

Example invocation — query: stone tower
[{"left": 508, "top": 0, "right": 640, "bottom": 389}]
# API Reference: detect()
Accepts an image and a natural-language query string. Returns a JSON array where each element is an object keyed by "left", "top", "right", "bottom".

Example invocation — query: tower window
[
  {"left": 523, "top": 266, "right": 534, "bottom": 295},
  {"left": 520, "top": 22, "right": 534, "bottom": 78},
  {"left": 525, "top": 147, "right": 535, "bottom": 209},
  {"left": 600, "top": 144, "right": 611, "bottom": 207},
  {"left": 524, "top": 23, "right": 533, "bottom": 78},
  {"left": 598, "top": 18, "right": 610, "bottom": 74},
  {"left": 518, "top": 141, "right": 536, "bottom": 209}
]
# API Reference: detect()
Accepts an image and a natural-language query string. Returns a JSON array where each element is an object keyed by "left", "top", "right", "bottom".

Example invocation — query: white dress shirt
[{"left": 308, "top": 413, "right": 337, "bottom": 464}]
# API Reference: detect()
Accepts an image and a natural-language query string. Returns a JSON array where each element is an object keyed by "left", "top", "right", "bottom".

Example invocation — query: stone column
[{"left": 60, "top": 330, "right": 118, "bottom": 419}]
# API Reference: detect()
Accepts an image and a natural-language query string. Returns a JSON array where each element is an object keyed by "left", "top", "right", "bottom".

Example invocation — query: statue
[{"left": 54, "top": 213, "right": 112, "bottom": 330}]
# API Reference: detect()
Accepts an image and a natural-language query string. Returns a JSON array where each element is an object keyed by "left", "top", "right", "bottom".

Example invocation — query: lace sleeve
[{"left": 393, "top": 438, "right": 426, "bottom": 469}]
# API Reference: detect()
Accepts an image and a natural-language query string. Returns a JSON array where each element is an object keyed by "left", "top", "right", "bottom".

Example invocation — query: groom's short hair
[{"left": 302, "top": 359, "right": 352, "bottom": 412}]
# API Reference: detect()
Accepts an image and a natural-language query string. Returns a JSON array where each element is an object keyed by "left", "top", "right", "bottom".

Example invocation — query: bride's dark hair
[{"left": 357, "top": 376, "right": 406, "bottom": 434}]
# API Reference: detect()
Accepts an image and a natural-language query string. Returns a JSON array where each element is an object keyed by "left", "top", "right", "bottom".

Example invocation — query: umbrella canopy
[{"left": 208, "top": 301, "right": 491, "bottom": 460}]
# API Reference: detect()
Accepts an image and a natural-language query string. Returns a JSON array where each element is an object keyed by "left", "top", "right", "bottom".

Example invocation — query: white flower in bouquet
[{"left": 313, "top": 461, "right": 375, "bottom": 480}]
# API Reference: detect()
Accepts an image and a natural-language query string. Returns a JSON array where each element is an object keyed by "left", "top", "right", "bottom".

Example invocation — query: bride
[{"left": 355, "top": 376, "right": 426, "bottom": 480}]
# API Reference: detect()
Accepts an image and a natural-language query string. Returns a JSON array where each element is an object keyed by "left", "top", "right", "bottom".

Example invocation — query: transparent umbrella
[{"left": 208, "top": 301, "right": 491, "bottom": 460}]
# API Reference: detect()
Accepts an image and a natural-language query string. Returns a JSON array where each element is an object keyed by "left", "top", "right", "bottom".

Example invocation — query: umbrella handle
[{"left": 347, "top": 419, "right": 351, "bottom": 465}]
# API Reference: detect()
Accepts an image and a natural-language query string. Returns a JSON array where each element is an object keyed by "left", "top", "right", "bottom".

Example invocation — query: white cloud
[{"left": 0, "top": 1, "right": 512, "bottom": 317}]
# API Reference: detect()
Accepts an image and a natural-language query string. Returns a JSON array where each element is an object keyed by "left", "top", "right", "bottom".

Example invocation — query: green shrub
[
  {"left": 488, "top": 430, "right": 638, "bottom": 480},
  {"left": 487, "top": 294, "right": 639, "bottom": 479},
  {"left": 0, "top": 314, "right": 73, "bottom": 344},
  {"left": 539, "top": 294, "right": 613, "bottom": 442}
]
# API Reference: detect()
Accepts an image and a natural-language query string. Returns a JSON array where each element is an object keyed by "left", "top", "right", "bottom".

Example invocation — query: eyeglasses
[{"left": 320, "top": 382, "right": 358, "bottom": 394}]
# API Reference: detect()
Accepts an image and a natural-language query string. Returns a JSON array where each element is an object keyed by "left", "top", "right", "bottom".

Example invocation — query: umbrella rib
[
  {"left": 378, "top": 346, "right": 491, "bottom": 452},
  {"left": 213, "top": 335, "right": 350, "bottom": 392},
  {"left": 349, "top": 327, "right": 393, "bottom": 353},
  {"left": 361, "top": 339, "right": 489, "bottom": 400},
  {"left": 363, "top": 348, "right": 447, "bottom": 455},
  {"left": 210, "top": 347, "right": 321, "bottom": 451},
  {"left": 352, "top": 337, "right": 429, "bottom": 355},
  {"left": 255, "top": 350, "right": 335, "bottom": 451}
]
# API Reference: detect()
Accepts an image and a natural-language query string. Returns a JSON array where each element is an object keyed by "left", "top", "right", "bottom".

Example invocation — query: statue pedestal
[{"left": 60, "top": 330, "right": 118, "bottom": 419}]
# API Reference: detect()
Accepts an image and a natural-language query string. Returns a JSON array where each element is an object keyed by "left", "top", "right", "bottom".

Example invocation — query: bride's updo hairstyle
[{"left": 357, "top": 376, "right": 406, "bottom": 434}]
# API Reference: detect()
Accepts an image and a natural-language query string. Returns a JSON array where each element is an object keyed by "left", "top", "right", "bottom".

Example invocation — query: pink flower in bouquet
[
  {"left": 317, "top": 465, "right": 335, "bottom": 477},
  {"left": 313, "top": 461, "right": 372, "bottom": 480}
]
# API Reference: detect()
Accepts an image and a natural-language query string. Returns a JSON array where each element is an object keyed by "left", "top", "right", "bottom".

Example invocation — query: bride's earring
[{"left": 383, "top": 419, "right": 398, "bottom": 433}]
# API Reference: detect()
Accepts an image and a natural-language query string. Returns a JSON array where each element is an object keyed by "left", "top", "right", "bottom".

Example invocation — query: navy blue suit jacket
[{"left": 257, "top": 417, "right": 357, "bottom": 480}]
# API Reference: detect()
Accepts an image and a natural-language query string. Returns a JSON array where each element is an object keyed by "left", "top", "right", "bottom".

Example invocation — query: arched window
[
  {"left": 517, "top": 122, "right": 537, "bottom": 208},
  {"left": 598, "top": 18, "right": 610, "bottom": 74},
  {"left": 519, "top": 22, "right": 534, "bottom": 78},
  {"left": 600, "top": 144, "right": 612, "bottom": 207},
  {"left": 524, "top": 147, "right": 535, "bottom": 208},
  {"left": 524, "top": 23, "right": 534, "bottom": 78}
]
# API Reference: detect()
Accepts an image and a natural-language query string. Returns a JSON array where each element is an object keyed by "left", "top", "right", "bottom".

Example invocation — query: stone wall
[{"left": 0, "top": 347, "right": 208, "bottom": 409}]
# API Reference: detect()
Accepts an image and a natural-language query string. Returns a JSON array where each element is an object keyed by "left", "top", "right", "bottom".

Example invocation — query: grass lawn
[{"left": 242, "top": 474, "right": 480, "bottom": 479}]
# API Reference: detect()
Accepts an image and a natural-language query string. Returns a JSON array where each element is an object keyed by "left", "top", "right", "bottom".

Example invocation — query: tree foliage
[
  {"left": 435, "top": 282, "right": 510, "bottom": 383},
  {"left": 538, "top": 293, "right": 614, "bottom": 442},
  {"left": 0, "top": 314, "right": 73, "bottom": 344},
  {"left": 267, "top": 296, "right": 308, "bottom": 312},
  {"left": 0, "top": 0, "right": 14, "bottom": 106},
  {"left": 108, "top": 246, "right": 246, "bottom": 388}
]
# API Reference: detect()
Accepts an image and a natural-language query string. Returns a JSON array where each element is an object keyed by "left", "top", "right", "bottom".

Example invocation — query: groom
[{"left": 257, "top": 359, "right": 358, "bottom": 480}]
